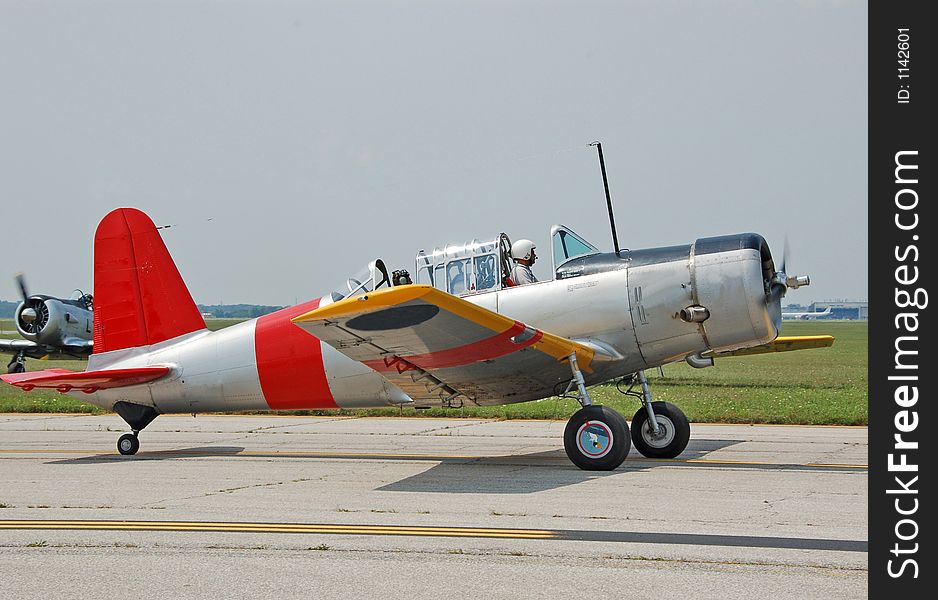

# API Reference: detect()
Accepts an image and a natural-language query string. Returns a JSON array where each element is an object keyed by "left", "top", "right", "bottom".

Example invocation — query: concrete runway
[{"left": 0, "top": 414, "right": 867, "bottom": 599}]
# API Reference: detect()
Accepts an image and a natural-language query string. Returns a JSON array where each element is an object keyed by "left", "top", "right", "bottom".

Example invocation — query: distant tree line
[
  {"left": 0, "top": 301, "right": 18, "bottom": 319},
  {"left": 0, "top": 300, "right": 283, "bottom": 320}
]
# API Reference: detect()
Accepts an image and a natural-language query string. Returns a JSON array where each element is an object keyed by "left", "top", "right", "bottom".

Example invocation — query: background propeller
[
  {"left": 15, "top": 272, "right": 29, "bottom": 305},
  {"left": 13, "top": 273, "right": 49, "bottom": 335}
]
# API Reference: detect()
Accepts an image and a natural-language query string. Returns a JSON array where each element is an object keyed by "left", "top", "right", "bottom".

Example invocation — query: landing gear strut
[
  {"left": 617, "top": 369, "right": 691, "bottom": 459},
  {"left": 7, "top": 352, "right": 26, "bottom": 374},
  {"left": 562, "top": 353, "right": 630, "bottom": 471},
  {"left": 113, "top": 401, "right": 159, "bottom": 456}
]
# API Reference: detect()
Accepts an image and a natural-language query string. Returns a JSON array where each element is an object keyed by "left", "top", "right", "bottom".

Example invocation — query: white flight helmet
[{"left": 510, "top": 239, "right": 536, "bottom": 261}]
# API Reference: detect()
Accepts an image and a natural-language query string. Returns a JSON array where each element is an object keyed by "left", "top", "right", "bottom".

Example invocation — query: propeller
[
  {"left": 15, "top": 272, "right": 29, "bottom": 304},
  {"left": 779, "top": 237, "right": 790, "bottom": 279},
  {"left": 13, "top": 273, "right": 48, "bottom": 334},
  {"left": 768, "top": 237, "right": 811, "bottom": 303}
]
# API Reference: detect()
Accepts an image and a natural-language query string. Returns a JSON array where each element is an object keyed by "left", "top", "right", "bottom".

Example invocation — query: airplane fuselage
[
  {"left": 4, "top": 208, "right": 810, "bottom": 467},
  {"left": 80, "top": 236, "right": 776, "bottom": 414}
]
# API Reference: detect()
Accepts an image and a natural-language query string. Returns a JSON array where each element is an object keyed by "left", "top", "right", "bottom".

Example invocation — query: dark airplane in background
[{"left": 1, "top": 274, "right": 93, "bottom": 373}]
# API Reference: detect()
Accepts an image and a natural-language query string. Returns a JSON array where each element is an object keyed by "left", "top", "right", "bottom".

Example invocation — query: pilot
[{"left": 509, "top": 239, "right": 538, "bottom": 286}]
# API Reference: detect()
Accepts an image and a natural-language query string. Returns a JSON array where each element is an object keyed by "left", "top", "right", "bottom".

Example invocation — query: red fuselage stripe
[
  {"left": 364, "top": 321, "right": 543, "bottom": 372},
  {"left": 254, "top": 298, "right": 337, "bottom": 409}
]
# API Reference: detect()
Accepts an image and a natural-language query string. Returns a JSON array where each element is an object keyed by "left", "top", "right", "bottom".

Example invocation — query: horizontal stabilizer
[
  {"left": 0, "top": 367, "right": 170, "bottom": 393},
  {"left": 708, "top": 335, "right": 835, "bottom": 358}
]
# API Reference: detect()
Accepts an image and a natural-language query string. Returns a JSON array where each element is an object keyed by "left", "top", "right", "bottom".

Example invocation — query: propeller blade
[
  {"left": 769, "top": 281, "right": 786, "bottom": 305},
  {"left": 767, "top": 236, "right": 791, "bottom": 305},
  {"left": 779, "top": 236, "right": 790, "bottom": 276},
  {"left": 15, "top": 273, "right": 29, "bottom": 304}
]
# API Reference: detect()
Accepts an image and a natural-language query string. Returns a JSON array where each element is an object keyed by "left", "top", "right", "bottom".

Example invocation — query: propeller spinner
[
  {"left": 13, "top": 273, "right": 50, "bottom": 335},
  {"left": 766, "top": 238, "right": 812, "bottom": 330},
  {"left": 769, "top": 238, "right": 811, "bottom": 302}
]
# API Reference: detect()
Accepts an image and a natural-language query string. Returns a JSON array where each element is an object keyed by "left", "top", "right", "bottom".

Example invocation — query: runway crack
[{"left": 142, "top": 477, "right": 321, "bottom": 506}]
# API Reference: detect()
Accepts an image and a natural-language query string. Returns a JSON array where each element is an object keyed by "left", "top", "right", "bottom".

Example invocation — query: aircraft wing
[
  {"left": 292, "top": 285, "right": 595, "bottom": 406},
  {"left": 0, "top": 338, "right": 92, "bottom": 359},
  {"left": 0, "top": 339, "right": 52, "bottom": 360},
  {"left": 707, "top": 335, "right": 835, "bottom": 358}
]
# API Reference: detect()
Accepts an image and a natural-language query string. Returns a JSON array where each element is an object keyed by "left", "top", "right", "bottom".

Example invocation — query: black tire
[
  {"left": 630, "top": 402, "right": 690, "bottom": 459},
  {"left": 7, "top": 361, "right": 25, "bottom": 374},
  {"left": 117, "top": 433, "right": 139, "bottom": 456},
  {"left": 563, "top": 405, "right": 630, "bottom": 471}
]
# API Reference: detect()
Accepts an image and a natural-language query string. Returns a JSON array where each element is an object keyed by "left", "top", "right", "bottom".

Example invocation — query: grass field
[{"left": 0, "top": 318, "right": 867, "bottom": 425}]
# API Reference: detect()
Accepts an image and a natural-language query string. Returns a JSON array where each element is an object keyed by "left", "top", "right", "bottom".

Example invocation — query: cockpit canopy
[
  {"left": 330, "top": 259, "right": 392, "bottom": 302},
  {"left": 415, "top": 234, "right": 512, "bottom": 296},
  {"left": 332, "top": 226, "right": 603, "bottom": 303},
  {"left": 411, "top": 225, "right": 602, "bottom": 297}
]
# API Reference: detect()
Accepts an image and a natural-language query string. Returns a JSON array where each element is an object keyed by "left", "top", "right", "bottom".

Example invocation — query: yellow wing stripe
[
  {"left": 711, "top": 335, "right": 835, "bottom": 358},
  {"left": 294, "top": 285, "right": 512, "bottom": 333},
  {"left": 774, "top": 335, "right": 836, "bottom": 345},
  {"left": 295, "top": 285, "right": 432, "bottom": 322},
  {"left": 533, "top": 333, "right": 595, "bottom": 369},
  {"left": 294, "top": 285, "right": 594, "bottom": 368}
]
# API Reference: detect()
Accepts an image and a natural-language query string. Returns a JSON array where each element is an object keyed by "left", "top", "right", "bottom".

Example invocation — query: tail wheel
[
  {"left": 563, "top": 405, "right": 630, "bottom": 471},
  {"left": 117, "top": 433, "right": 139, "bottom": 456},
  {"left": 630, "top": 402, "right": 690, "bottom": 459}
]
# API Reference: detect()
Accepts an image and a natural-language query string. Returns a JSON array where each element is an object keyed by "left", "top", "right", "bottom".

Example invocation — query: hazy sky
[{"left": 1, "top": 1, "right": 867, "bottom": 306}]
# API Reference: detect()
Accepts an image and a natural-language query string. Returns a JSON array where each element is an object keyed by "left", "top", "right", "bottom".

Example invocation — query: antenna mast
[{"left": 589, "top": 141, "right": 620, "bottom": 256}]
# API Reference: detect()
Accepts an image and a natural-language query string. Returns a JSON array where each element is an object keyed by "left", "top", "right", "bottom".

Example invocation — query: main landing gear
[
  {"left": 617, "top": 370, "right": 690, "bottom": 460},
  {"left": 561, "top": 353, "right": 630, "bottom": 471},
  {"left": 113, "top": 401, "right": 159, "bottom": 456},
  {"left": 561, "top": 356, "right": 690, "bottom": 471}
]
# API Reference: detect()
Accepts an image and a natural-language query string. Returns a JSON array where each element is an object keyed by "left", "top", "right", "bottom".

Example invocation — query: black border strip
[{"left": 869, "top": 1, "right": 935, "bottom": 595}]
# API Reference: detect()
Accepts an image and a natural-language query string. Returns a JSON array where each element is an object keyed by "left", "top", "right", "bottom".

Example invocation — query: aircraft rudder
[{"left": 93, "top": 208, "right": 206, "bottom": 353}]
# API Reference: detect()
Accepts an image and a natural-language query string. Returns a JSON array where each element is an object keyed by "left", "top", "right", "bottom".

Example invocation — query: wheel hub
[
  {"left": 641, "top": 415, "right": 675, "bottom": 448},
  {"left": 575, "top": 420, "right": 614, "bottom": 459}
]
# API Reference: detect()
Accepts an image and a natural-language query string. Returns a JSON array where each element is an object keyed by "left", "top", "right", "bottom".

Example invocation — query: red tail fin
[{"left": 93, "top": 208, "right": 206, "bottom": 353}]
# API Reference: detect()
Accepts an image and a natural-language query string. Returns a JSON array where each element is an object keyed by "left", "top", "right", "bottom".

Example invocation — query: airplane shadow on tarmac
[
  {"left": 46, "top": 447, "right": 248, "bottom": 464},
  {"left": 378, "top": 439, "right": 744, "bottom": 495},
  {"left": 46, "top": 438, "right": 746, "bottom": 495}
]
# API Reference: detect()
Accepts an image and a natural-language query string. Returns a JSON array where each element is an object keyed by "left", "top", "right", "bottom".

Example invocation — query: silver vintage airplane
[
  {"left": 1, "top": 274, "right": 93, "bottom": 373},
  {"left": 1, "top": 208, "right": 832, "bottom": 470}
]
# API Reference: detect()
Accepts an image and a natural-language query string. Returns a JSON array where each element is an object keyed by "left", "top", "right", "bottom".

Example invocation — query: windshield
[
  {"left": 330, "top": 259, "right": 391, "bottom": 302},
  {"left": 551, "top": 225, "right": 600, "bottom": 270}
]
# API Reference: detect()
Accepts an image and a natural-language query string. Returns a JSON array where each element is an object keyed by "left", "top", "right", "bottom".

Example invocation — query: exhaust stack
[{"left": 680, "top": 306, "right": 710, "bottom": 323}]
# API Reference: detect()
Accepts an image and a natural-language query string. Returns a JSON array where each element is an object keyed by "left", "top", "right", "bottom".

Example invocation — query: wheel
[
  {"left": 563, "top": 405, "right": 630, "bottom": 471},
  {"left": 117, "top": 433, "right": 139, "bottom": 456},
  {"left": 630, "top": 402, "right": 690, "bottom": 459},
  {"left": 7, "top": 356, "right": 26, "bottom": 373},
  {"left": 7, "top": 361, "right": 25, "bottom": 374}
]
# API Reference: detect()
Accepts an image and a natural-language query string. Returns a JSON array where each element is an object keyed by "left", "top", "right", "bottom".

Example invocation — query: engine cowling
[
  {"left": 690, "top": 233, "right": 779, "bottom": 353},
  {"left": 15, "top": 296, "right": 93, "bottom": 349},
  {"left": 556, "top": 233, "right": 785, "bottom": 369}
]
